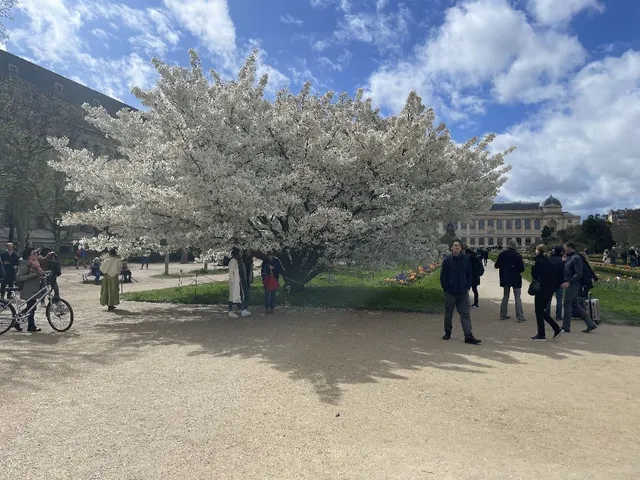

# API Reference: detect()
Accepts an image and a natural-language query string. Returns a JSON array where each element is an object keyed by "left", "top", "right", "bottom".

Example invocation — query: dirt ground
[{"left": 1, "top": 261, "right": 639, "bottom": 479}]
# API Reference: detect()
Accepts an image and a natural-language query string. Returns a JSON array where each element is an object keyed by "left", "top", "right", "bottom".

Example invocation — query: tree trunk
[
  {"left": 277, "top": 247, "right": 325, "bottom": 293},
  {"left": 164, "top": 253, "right": 170, "bottom": 275}
]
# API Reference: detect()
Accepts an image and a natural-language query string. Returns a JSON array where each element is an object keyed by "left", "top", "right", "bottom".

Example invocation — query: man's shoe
[
  {"left": 517, "top": 318, "right": 527, "bottom": 323},
  {"left": 241, "top": 310, "right": 252, "bottom": 317},
  {"left": 27, "top": 327, "right": 42, "bottom": 332},
  {"left": 583, "top": 325, "right": 598, "bottom": 333},
  {"left": 228, "top": 311, "right": 239, "bottom": 318},
  {"left": 464, "top": 336, "right": 481, "bottom": 345},
  {"left": 442, "top": 332, "right": 451, "bottom": 340},
  {"left": 553, "top": 329, "right": 564, "bottom": 339},
  {"left": 500, "top": 316, "right": 511, "bottom": 320},
  {"left": 530, "top": 334, "right": 546, "bottom": 341},
  {"left": 471, "top": 304, "right": 479, "bottom": 308}
]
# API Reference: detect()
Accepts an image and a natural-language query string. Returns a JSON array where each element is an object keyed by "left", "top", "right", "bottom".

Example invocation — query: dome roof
[{"left": 542, "top": 195, "right": 562, "bottom": 207}]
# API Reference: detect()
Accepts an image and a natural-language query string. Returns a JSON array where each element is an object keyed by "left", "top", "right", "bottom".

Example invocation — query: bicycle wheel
[
  {"left": 0, "top": 300, "right": 17, "bottom": 335},
  {"left": 46, "top": 298, "right": 74, "bottom": 332}
]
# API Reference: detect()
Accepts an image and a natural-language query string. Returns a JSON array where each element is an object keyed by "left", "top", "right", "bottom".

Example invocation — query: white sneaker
[
  {"left": 241, "top": 310, "right": 252, "bottom": 317},
  {"left": 228, "top": 311, "right": 239, "bottom": 318}
]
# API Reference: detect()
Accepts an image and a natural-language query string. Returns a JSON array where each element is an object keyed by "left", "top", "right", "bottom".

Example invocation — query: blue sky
[{"left": 2, "top": 0, "right": 640, "bottom": 219}]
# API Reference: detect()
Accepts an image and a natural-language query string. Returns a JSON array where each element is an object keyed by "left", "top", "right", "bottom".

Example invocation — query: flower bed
[
  {"left": 590, "top": 262, "right": 639, "bottom": 276},
  {"left": 383, "top": 264, "right": 439, "bottom": 286}
]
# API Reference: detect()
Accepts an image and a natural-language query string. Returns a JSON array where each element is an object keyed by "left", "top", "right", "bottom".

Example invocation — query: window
[
  {"left": 497, "top": 219, "right": 503, "bottom": 229},
  {"left": 567, "top": 220, "right": 573, "bottom": 224},
  {"left": 515, "top": 219, "right": 521, "bottom": 229},
  {"left": 470, "top": 237, "right": 476, "bottom": 246},
  {"left": 8, "top": 63, "right": 18, "bottom": 74},
  {"left": 478, "top": 219, "right": 485, "bottom": 230},
  {"left": 516, "top": 237, "right": 522, "bottom": 246},
  {"left": 506, "top": 220, "right": 513, "bottom": 230},
  {"left": 479, "top": 237, "right": 485, "bottom": 245},
  {"left": 534, "top": 219, "right": 541, "bottom": 230},
  {"left": 54, "top": 82, "right": 64, "bottom": 93},
  {"left": 461, "top": 237, "right": 467, "bottom": 245},
  {"left": 488, "top": 219, "right": 494, "bottom": 228},
  {"left": 461, "top": 223, "right": 467, "bottom": 230},
  {"left": 469, "top": 220, "right": 475, "bottom": 230},
  {"left": 525, "top": 238, "right": 532, "bottom": 246},
  {"left": 488, "top": 237, "right": 494, "bottom": 246},
  {"left": 524, "top": 219, "right": 531, "bottom": 230}
]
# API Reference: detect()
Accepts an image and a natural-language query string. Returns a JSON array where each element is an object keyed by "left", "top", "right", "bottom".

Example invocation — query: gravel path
[{"left": 1, "top": 261, "right": 639, "bottom": 479}]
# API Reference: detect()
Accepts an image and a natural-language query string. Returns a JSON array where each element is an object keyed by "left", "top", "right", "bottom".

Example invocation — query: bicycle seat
[{"left": 5, "top": 286, "right": 20, "bottom": 292}]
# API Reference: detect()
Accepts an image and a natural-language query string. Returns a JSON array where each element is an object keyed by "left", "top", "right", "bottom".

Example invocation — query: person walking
[
  {"left": 261, "top": 251, "right": 283, "bottom": 314},
  {"left": 440, "top": 239, "right": 481, "bottom": 344},
  {"left": 466, "top": 247, "right": 484, "bottom": 308},
  {"left": 545, "top": 246, "right": 565, "bottom": 321},
  {"left": 1, "top": 242, "right": 20, "bottom": 299},
  {"left": 100, "top": 249, "right": 123, "bottom": 311},
  {"left": 602, "top": 249, "right": 610, "bottom": 264},
  {"left": 561, "top": 242, "right": 597, "bottom": 333},
  {"left": 495, "top": 239, "right": 526, "bottom": 322},
  {"left": 530, "top": 245, "right": 563, "bottom": 341},
  {"left": 14, "top": 247, "right": 45, "bottom": 332},
  {"left": 227, "top": 247, "right": 250, "bottom": 318}
]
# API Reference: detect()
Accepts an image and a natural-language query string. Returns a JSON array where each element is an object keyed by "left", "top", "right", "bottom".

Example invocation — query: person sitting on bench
[{"left": 89, "top": 257, "right": 102, "bottom": 285}]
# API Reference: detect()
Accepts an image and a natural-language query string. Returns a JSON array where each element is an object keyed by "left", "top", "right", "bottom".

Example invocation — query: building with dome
[{"left": 441, "top": 195, "right": 581, "bottom": 249}]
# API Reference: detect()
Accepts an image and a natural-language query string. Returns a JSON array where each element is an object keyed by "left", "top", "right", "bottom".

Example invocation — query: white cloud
[
  {"left": 163, "top": 0, "right": 236, "bottom": 55},
  {"left": 129, "top": 32, "right": 168, "bottom": 57},
  {"left": 366, "top": 0, "right": 587, "bottom": 118},
  {"left": 492, "top": 51, "right": 640, "bottom": 214},
  {"left": 311, "top": 0, "right": 351, "bottom": 11},
  {"left": 526, "top": 0, "right": 604, "bottom": 25},
  {"left": 280, "top": 13, "right": 303, "bottom": 26},
  {"left": 318, "top": 49, "right": 352, "bottom": 71},
  {"left": 91, "top": 28, "right": 109, "bottom": 41}
]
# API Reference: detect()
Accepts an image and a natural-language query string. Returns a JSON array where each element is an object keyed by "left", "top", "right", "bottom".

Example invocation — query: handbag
[
  {"left": 527, "top": 280, "right": 540, "bottom": 296},
  {"left": 263, "top": 274, "right": 280, "bottom": 293}
]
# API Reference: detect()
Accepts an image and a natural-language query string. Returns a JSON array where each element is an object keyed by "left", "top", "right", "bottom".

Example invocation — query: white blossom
[{"left": 50, "top": 50, "right": 512, "bottom": 283}]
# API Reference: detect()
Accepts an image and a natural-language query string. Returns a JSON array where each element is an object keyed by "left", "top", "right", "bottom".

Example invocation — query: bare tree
[{"left": 0, "top": 0, "right": 18, "bottom": 43}]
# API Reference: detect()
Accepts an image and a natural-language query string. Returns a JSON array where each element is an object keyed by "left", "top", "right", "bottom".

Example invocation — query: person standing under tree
[
  {"left": 227, "top": 247, "right": 250, "bottom": 318},
  {"left": 14, "top": 247, "right": 45, "bottom": 332},
  {"left": 261, "top": 251, "right": 283, "bottom": 315},
  {"left": 466, "top": 247, "right": 484, "bottom": 308},
  {"left": 241, "top": 249, "right": 254, "bottom": 315},
  {"left": 495, "top": 239, "right": 526, "bottom": 322},
  {"left": 530, "top": 245, "right": 563, "bottom": 341},
  {"left": 100, "top": 249, "right": 123, "bottom": 311},
  {"left": 440, "top": 239, "right": 481, "bottom": 345}
]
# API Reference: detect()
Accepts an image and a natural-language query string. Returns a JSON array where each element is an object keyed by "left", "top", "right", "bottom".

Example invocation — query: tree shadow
[{"left": 80, "top": 304, "right": 640, "bottom": 406}]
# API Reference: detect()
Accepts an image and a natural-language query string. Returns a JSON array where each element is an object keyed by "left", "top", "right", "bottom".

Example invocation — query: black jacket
[
  {"left": 547, "top": 253, "right": 565, "bottom": 290},
  {"left": 467, "top": 250, "right": 484, "bottom": 286},
  {"left": 494, "top": 248, "right": 525, "bottom": 288},
  {"left": 0, "top": 251, "right": 19, "bottom": 279},
  {"left": 563, "top": 251, "right": 584, "bottom": 286},
  {"left": 531, "top": 253, "right": 559, "bottom": 296},
  {"left": 440, "top": 253, "right": 472, "bottom": 294}
]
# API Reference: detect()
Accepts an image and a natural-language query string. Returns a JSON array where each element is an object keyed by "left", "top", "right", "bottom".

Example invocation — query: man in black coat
[
  {"left": 494, "top": 239, "right": 526, "bottom": 322},
  {"left": 545, "top": 246, "right": 565, "bottom": 321},
  {"left": 0, "top": 243, "right": 20, "bottom": 299},
  {"left": 440, "top": 239, "right": 481, "bottom": 345},
  {"left": 530, "top": 245, "right": 563, "bottom": 340}
]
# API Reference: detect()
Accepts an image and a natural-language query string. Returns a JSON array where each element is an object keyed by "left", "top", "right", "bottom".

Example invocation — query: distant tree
[
  {"left": 612, "top": 224, "right": 629, "bottom": 247},
  {"left": 580, "top": 215, "right": 614, "bottom": 253},
  {"left": 541, "top": 225, "right": 553, "bottom": 243},
  {"left": 0, "top": 0, "right": 18, "bottom": 43},
  {"left": 556, "top": 225, "right": 584, "bottom": 247},
  {"left": 440, "top": 221, "right": 457, "bottom": 246}
]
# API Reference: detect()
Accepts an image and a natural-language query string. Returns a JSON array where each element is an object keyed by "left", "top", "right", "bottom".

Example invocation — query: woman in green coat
[{"left": 100, "top": 249, "right": 123, "bottom": 311}]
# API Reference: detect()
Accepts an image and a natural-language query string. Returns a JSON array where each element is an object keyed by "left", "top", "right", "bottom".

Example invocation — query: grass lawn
[
  {"left": 125, "top": 267, "right": 446, "bottom": 313},
  {"left": 150, "top": 267, "right": 228, "bottom": 279}
]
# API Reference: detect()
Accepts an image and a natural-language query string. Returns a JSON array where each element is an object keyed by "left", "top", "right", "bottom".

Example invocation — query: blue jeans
[
  {"left": 242, "top": 284, "right": 251, "bottom": 310},
  {"left": 545, "top": 287, "right": 563, "bottom": 319},
  {"left": 264, "top": 290, "right": 277, "bottom": 310}
]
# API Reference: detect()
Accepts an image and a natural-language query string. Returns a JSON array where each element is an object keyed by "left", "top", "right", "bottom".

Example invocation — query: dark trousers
[
  {"left": 242, "top": 284, "right": 251, "bottom": 310},
  {"left": 535, "top": 292, "right": 560, "bottom": 337},
  {"left": 471, "top": 284, "right": 479, "bottom": 306},
  {"left": 563, "top": 283, "right": 595, "bottom": 330},
  {"left": 264, "top": 289, "right": 277, "bottom": 310},
  {"left": 21, "top": 298, "right": 38, "bottom": 330},
  {"left": 444, "top": 292, "right": 473, "bottom": 337},
  {"left": 1, "top": 274, "right": 16, "bottom": 298},
  {"left": 545, "top": 287, "right": 563, "bottom": 319}
]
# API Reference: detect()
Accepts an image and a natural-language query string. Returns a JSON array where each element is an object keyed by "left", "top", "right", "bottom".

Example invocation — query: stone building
[
  {"left": 607, "top": 209, "right": 628, "bottom": 226},
  {"left": 0, "top": 50, "right": 134, "bottom": 253},
  {"left": 442, "top": 195, "right": 581, "bottom": 249}
]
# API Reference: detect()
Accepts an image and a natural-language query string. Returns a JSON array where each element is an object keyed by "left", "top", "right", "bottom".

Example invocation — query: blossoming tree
[{"left": 50, "top": 51, "right": 512, "bottom": 289}]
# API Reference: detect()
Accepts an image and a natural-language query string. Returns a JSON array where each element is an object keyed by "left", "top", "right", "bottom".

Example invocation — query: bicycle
[{"left": 0, "top": 272, "right": 74, "bottom": 335}]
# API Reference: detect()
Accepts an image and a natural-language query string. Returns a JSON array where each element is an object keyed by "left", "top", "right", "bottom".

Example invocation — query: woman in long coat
[
  {"left": 15, "top": 247, "right": 45, "bottom": 331},
  {"left": 466, "top": 248, "right": 484, "bottom": 308},
  {"left": 227, "top": 247, "right": 249, "bottom": 318},
  {"left": 100, "top": 249, "right": 123, "bottom": 311}
]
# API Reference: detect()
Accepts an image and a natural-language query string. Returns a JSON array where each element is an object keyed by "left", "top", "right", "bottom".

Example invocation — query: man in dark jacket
[
  {"left": 561, "top": 242, "right": 597, "bottom": 333},
  {"left": 0, "top": 243, "right": 20, "bottom": 299},
  {"left": 494, "top": 239, "right": 526, "bottom": 322},
  {"left": 545, "top": 246, "right": 565, "bottom": 321},
  {"left": 530, "top": 245, "right": 563, "bottom": 340},
  {"left": 440, "top": 239, "right": 481, "bottom": 344}
]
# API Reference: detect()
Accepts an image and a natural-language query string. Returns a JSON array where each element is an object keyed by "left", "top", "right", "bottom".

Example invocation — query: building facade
[
  {"left": 0, "top": 50, "right": 134, "bottom": 253},
  {"left": 442, "top": 195, "right": 581, "bottom": 249},
  {"left": 607, "top": 209, "right": 628, "bottom": 226}
]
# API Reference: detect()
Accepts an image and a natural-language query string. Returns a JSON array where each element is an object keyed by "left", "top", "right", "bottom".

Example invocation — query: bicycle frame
[{"left": 1, "top": 274, "right": 55, "bottom": 320}]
